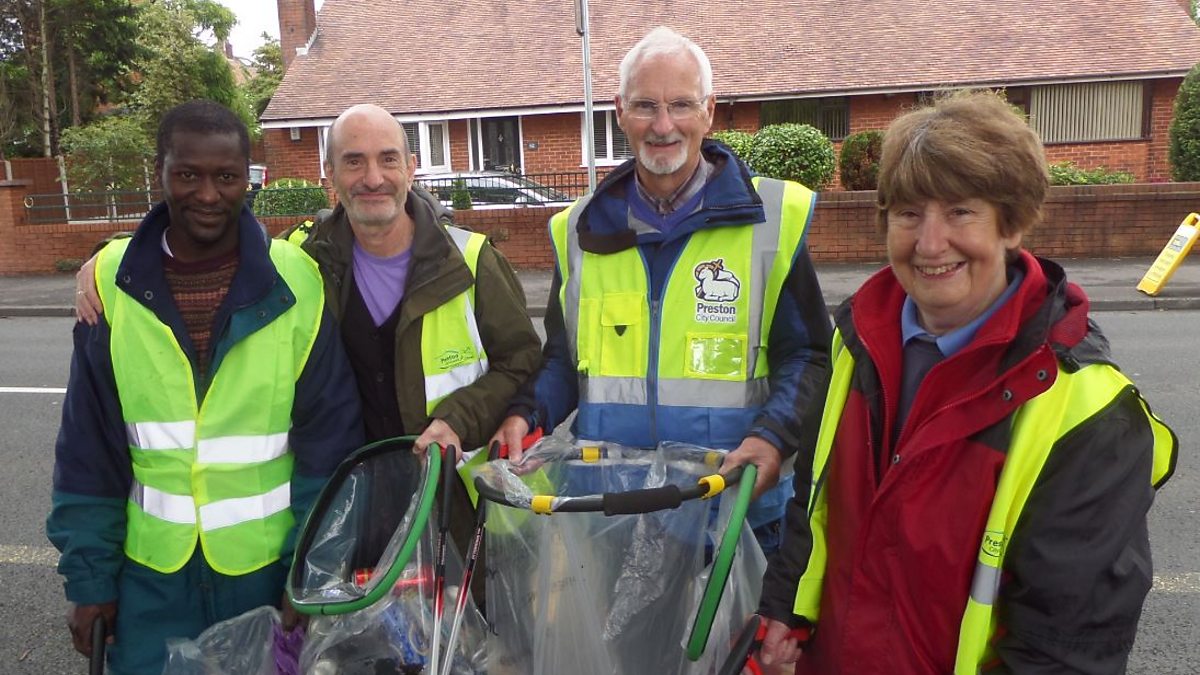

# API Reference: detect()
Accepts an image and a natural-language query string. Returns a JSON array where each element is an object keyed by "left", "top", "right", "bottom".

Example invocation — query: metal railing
[
  {"left": 24, "top": 190, "right": 157, "bottom": 224},
  {"left": 22, "top": 170, "right": 616, "bottom": 224}
]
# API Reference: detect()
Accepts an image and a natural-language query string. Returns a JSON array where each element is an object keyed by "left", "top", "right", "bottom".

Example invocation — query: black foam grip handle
[
  {"left": 602, "top": 485, "right": 683, "bottom": 515},
  {"left": 440, "top": 444, "right": 457, "bottom": 529},
  {"left": 90, "top": 615, "right": 106, "bottom": 675},
  {"left": 718, "top": 615, "right": 762, "bottom": 675}
]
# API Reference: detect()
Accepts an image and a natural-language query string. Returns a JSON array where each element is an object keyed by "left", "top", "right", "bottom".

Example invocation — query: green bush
[
  {"left": 60, "top": 114, "right": 154, "bottom": 192},
  {"left": 450, "top": 179, "right": 473, "bottom": 210},
  {"left": 709, "top": 130, "right": 755, "bottom": 161},
  {"left": 250, "top": 177, "right": 329, "bottom": 217},
  {"left": 1048, "top": 161, "right": 1135, "bottom": 186},
  {"left": 745, "top": 123, "right": 836, "bottom": 189},
  {"left": 1171, "top": 61, "right": 1200, "bottom": 180},
  {"left": 838, "top": 130, "right": 884, "bottom": 191}
]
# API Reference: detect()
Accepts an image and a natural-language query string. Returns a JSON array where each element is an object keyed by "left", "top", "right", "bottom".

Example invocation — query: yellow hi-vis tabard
[
  {"left": 96, "top": 238, "right": 325, "bottom": 575},
  {"left": 793, "top": 330, "right": 1178, "bottom": 674},
  {"left": 548, "top": 177, "right": 814, "bottom": 445},
  {"left": 421, "top": 226, "right": 489, "bottom": 414}
]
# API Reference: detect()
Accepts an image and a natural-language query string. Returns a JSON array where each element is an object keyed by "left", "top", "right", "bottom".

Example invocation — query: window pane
[
  {"left": 759, "top": 98, "right": 847, "bottom": 140},
  {"left": 612, "top": 120, "right": 632, "bottom": 159},
  {"left": 428, "top": 124, "right": 446, "bottom": 167},
  {"left": 402, "top": 123, "right": 422, "bottom": 166},
  {"left": 1029, "top": 82, "right": 1143, "bottom": 143},
  {"left": 592, "top": 111, "right": 609, "bottom": 159},
  {"left": 469, "top": 119, "right": 482, "bottom": 170}
]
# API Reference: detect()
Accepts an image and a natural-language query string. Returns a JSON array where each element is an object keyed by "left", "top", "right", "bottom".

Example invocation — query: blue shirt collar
[{"left": 901, "top": 268, "right": 1025, "bottom": 357}]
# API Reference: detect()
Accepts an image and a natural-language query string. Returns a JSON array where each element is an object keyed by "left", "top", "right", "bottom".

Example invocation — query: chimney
[{"left": 277, "top": 0, "right": 317, "bottom": 70}]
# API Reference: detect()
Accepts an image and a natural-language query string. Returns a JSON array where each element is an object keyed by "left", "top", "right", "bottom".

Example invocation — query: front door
[{"left": 478, "top": 117, "right": 520, "bottom": 172}]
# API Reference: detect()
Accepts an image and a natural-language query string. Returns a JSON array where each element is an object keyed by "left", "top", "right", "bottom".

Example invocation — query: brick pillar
[
  {"left": 277, "top": 0, "right": 316, "bottom": 70},
  {"left": 0, "top": 181, "right": 32, "bottom": 274}
]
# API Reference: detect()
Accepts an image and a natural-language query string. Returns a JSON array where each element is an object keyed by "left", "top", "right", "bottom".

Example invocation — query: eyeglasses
[{"left": 624, "top": 97, "right": 709, "bottom": 120}]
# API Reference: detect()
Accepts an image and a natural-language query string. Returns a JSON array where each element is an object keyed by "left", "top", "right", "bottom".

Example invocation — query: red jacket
[{"left": 759, "top": 252, "right": 1162, "bottom": 674}]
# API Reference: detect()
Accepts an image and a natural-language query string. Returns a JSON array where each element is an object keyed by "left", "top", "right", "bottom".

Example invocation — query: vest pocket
[
  {"left": 685, "top": 332, "right": 748, "bottom": 380},
  {"left": 597, "top": 292, "right": 648, "bottom": 377}
]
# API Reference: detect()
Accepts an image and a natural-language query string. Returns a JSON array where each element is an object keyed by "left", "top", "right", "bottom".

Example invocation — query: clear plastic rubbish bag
[
  {"left": 474, "top": 429, "right": 766, "bottom": 675},
  {"left": 299, "top": 498, "right": 488, "bottom": 675},
  {"left": 162, "top": 605, "right": 289, "bottom": 675}
]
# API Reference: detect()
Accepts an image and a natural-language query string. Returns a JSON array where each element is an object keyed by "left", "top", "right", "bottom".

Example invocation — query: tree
[
  {"left": 0, "top": 0, "right": 139, "bottom": 157},
  {"left": 59, "top": 113, "right": 152, "bottom": 190},
  {"left": 1170, "top": 61, "right": 1200, "bottom": 181},
  {"left": 131, "top": 0, "right": 253, "bottom": 133},
  {"left": 243, "top": 34, "right": 282, "bottom": 118}
]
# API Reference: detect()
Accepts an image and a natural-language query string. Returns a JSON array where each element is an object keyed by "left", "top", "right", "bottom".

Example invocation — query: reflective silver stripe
[
  {"left": 197, "top": 432, "right": 289, "bottom": 464},
  {"left": 746, "top": 178, "right": 786, "bottom": 377},
  {"left": 427, "top": 357, "right": 489, "bottom": 401},
  {"left": 126, "top": 421, "right": 195, "bottom": 451},
  {"left": 561, "top": 195, "right": 594, "bottom": 365},
  {"left": 130, "top": 479, "right": 196, "bottom": 525},
  {"left": 969, "top": 559, "right": 1002, "bottom": 605},
  {"left": 580, "top": 375, "right": 648, "bottom": 405},
  {"left": 198, "top": 482, "right": 291, "bottom": 532},
  {"left": 659, "top": 377, "right": 769, "bottom": 408},
  {"left": 445, "top": 225, "right": 474, "bottom": 251}
]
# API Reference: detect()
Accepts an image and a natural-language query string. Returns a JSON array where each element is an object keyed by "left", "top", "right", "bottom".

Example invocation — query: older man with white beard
[{"left": 493, "top": 27, "right": 832, "bottom": 555}]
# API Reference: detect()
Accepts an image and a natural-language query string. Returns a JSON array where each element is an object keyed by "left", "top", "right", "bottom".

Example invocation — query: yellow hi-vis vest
[
  {"left": 421, "top": 226, "right": 489, "bottom": 415},
  {"left": 548, "top": 177, "right": 814, "bottom": 448},
  {"left": 96, "top": 237, "right": 325, "bottom": 575},
  {"left": 793, "top": 330, "right": 1178, "bottom": 674}
]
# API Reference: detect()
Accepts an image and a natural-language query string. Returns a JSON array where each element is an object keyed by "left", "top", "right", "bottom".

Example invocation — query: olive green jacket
[{"left": 288, "top": 187, "right": 542, "bottom": 450}]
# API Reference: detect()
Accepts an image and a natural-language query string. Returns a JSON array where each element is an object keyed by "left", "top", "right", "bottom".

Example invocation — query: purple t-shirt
[{"left": 352, "top": 241, "right": 412, "bottom": 326}]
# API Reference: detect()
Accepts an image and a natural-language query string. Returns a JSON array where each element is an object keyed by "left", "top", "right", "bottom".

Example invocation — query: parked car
[{"left": 416, "top": 172, "right": 572, "bottom": 209}]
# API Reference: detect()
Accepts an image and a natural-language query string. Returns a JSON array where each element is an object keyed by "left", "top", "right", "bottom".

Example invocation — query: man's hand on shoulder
[
  {"left": 68, "top": 601, "right": 116, "bottom": 657},
  {"left": 721, "top": 435, "right": 782, "bottom": 500},
  {"left": 415, "top": 418, "right": 463, "bottom": 462},
  {"left": 74, "top": 254, "right": 103, "bottom": 326}
]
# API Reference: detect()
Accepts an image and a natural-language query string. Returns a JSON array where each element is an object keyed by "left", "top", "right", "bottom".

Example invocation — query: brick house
[{"left": 264, "top": 0, "right": 1200, "bottom": 187}]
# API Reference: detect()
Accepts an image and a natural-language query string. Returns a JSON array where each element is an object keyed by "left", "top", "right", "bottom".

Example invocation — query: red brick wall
[
  {"left": 277, "top": 0, "right": 316, "bottom": 70},
  {"left": 1147, "top": 78, "right": 1180, "bottom": 182},
  {"left": 264, "top": 127, "right": 323, "bottom": 183},
  {"left": 9, "top": 157, "right": 62, "bottom": 194},
  {"left": 455, "top": 207, "right": 555, "bottom": 269},
  {"left": 6, "top": 182, "right": 1200, "bottom": 273},
  {"left": 449, "top": 119, "right": 471, "bottom": 170},
  {"left": 519, "top": 113, "right": 585, "bottom": 174},
  {"left": 849, "top": 94, "right": 914, "bottom": 134}
]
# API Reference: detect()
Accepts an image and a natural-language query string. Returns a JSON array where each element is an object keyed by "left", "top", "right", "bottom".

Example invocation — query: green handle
[{"left": 685, "top": 463, "right": 757, "bottom": 660}]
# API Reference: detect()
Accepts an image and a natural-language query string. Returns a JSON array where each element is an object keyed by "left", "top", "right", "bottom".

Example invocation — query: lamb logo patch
[{"left": 694, "top": 258, "right": 740, "bottom": 323}]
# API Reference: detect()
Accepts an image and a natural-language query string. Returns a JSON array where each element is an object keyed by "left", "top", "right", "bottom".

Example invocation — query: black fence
[
  {"left": 22, "top": 170, "right": 613, "bottom": 223},
  {"left": 415, "top": 170, "right": 609, "bottom": 207},
  {"left": 24, "top": 190, "right": 156, "bottom": 224}
]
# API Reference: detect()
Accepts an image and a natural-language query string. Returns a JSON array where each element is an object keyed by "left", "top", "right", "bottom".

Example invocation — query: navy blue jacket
[{"left": 46, "top": 203, "right": 364, "bottom": 605}]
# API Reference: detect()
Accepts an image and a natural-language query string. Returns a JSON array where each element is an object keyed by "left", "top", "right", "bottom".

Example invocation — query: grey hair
[{"left": 618, "top": 27, "right": 713, "bottom": 99}]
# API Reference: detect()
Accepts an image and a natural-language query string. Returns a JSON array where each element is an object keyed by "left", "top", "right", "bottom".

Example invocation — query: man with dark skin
[{"left": 48, "top": 100, "right": 362, "bottom": 675}]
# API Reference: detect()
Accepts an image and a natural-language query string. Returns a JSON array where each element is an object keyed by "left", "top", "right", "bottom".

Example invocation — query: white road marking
[
  {"left": 1153, "top": 572, "right": 1200, "bottom": 593},
  {"left": 0, "top": 387, "right": 66, "bottom": 394}
]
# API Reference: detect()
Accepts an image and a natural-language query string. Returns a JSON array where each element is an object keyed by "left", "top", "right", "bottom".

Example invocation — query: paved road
[{"left": 0, "top": 312, "right": 1195, "bottom": 673}]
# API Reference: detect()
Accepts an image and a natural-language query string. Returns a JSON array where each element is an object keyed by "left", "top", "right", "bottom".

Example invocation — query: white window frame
[
  {"left": 317, "top": 120, "right": 451, "bottom": 175},
  {"left": 582, "top": 110, "right": 632, "bottom": 166},
  {"left": 412, "top": 121, "right": 451, "bottom": 174}
]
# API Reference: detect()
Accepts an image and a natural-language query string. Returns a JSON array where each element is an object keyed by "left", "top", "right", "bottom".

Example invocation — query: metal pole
[{"left": 575, "top": 0, "right": 597, "bottom": 193}]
